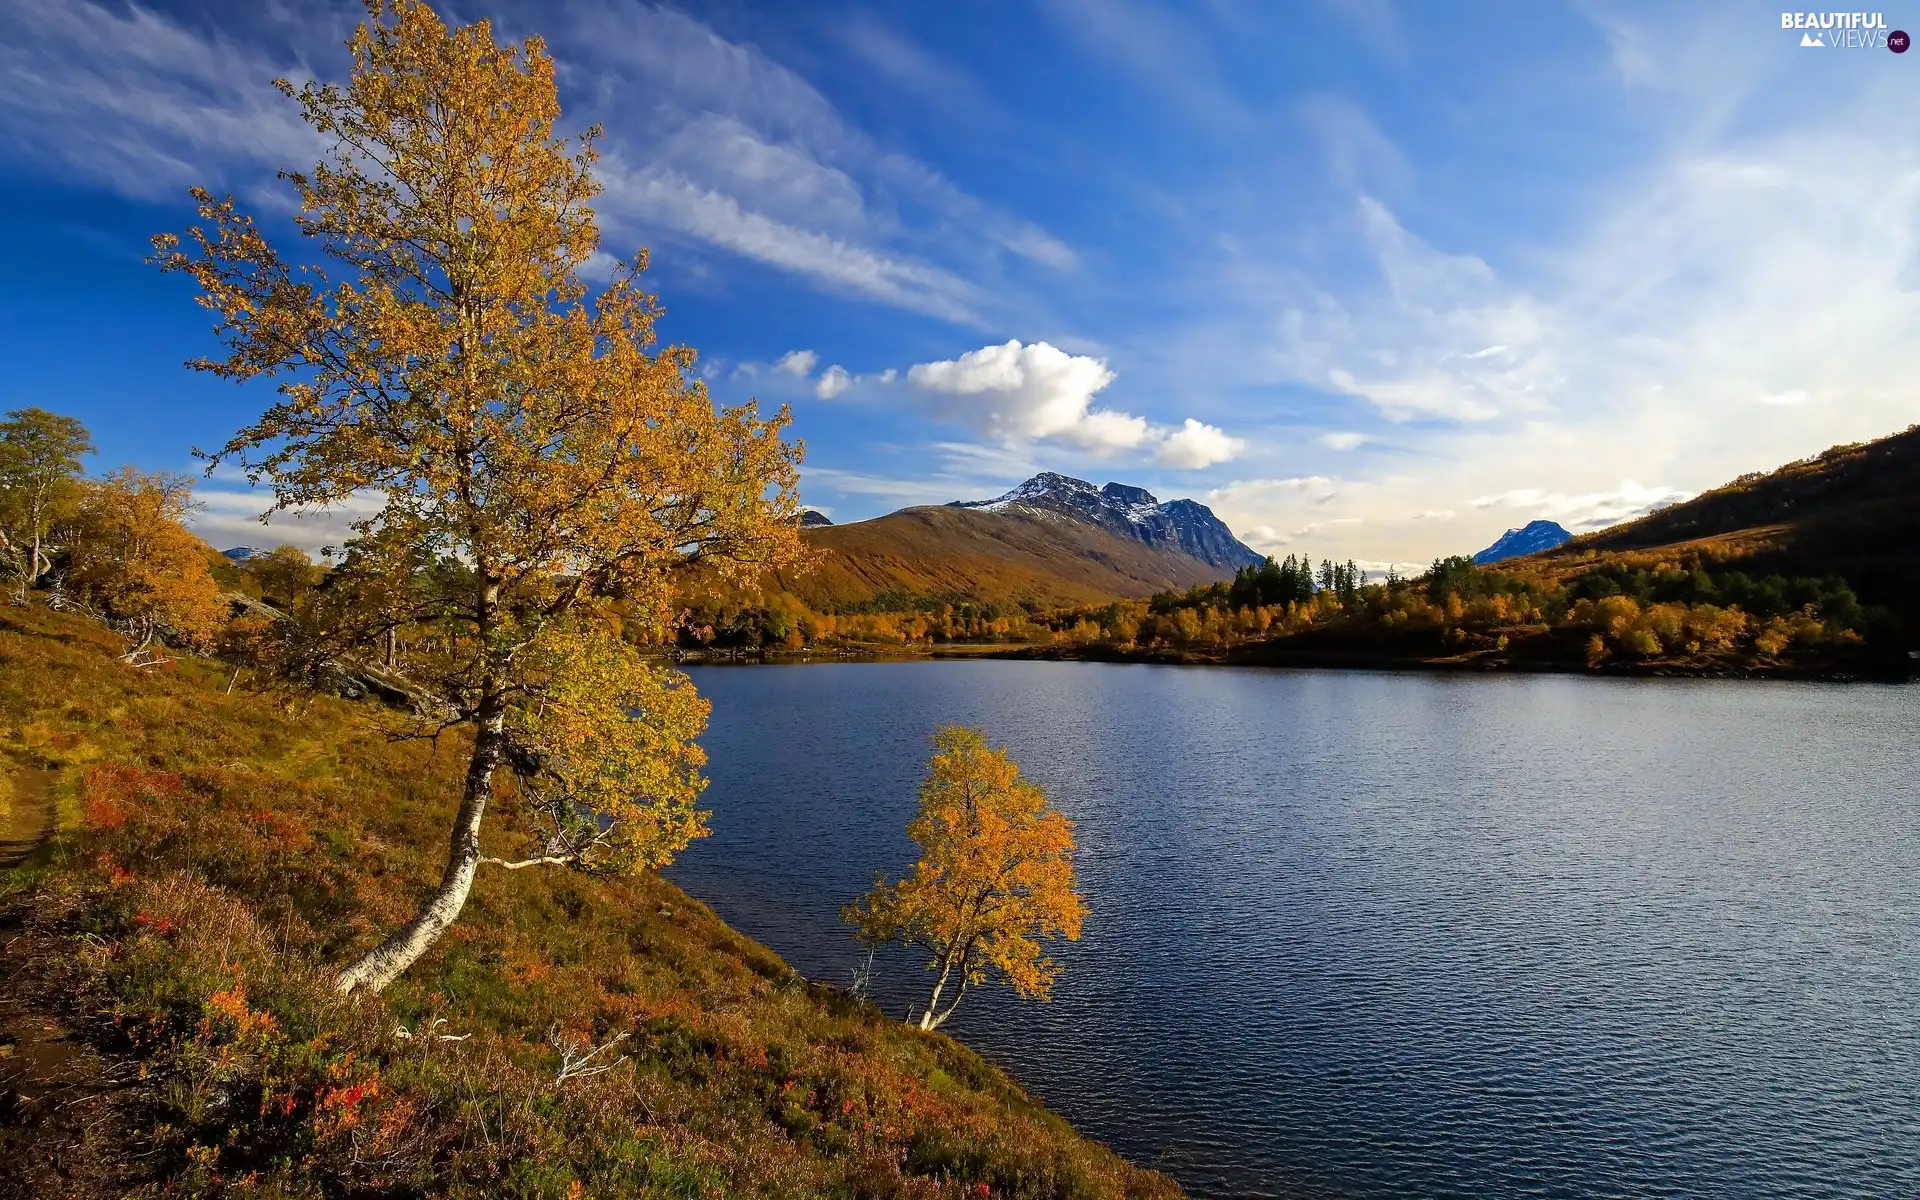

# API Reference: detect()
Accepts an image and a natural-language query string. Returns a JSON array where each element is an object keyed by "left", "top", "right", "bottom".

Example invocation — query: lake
[{"left": 667, "top": 661, "right": 1920, "bottom": 1199}]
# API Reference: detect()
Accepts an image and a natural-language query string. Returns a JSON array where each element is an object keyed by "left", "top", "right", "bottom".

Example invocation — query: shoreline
[{"left": 664, "top": 641, "right": 1916, "bottom": 682}]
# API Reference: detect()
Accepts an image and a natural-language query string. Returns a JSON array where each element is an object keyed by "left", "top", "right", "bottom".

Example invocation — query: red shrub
[{"left": 82, "top": 762, "right": 184, "bottom": 830}]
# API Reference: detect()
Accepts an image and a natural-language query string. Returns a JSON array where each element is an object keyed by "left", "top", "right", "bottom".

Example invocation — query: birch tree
[
  {"left": 846, "top": 726, "right": 1086, "bottom": 1031},
  {"left": 152, "top": 0, "right": 802, "bottom": 993},
  {"left": 0, "top": 407, "right": 93, "bottom": 600}
]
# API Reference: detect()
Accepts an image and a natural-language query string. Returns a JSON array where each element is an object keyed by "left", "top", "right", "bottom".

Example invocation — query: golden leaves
[
  {"left": 511, "top": 617, "right": 711, "bottom": 872},
  {"left": 65, "top": 468, "right": 226, "bottom": 649},
  {"left": 149, "top": 0, "right": 805, "bottom": 880},
  {"left": 847, "top": 726, "right": 1087, "bottom": 1007}
]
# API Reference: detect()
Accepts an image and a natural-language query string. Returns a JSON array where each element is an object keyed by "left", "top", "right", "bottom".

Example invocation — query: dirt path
[
  {"left": 0, "top": 769, "right": 52, "bottom": 870},
  {"left": 1, "top": 769, "right": 150, "bottom": 1198}
]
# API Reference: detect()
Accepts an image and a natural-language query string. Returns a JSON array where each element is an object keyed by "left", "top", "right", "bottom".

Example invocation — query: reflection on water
[{"left": 669, "top": 662, "right": 1920, "bottom": 1199}]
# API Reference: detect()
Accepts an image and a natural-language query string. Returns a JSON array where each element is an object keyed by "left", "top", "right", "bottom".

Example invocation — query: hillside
[
  {"left": 1532, "top": 424, "right": 1920, "bottom": 630},
  {"left": 781, "top": 504, "right": 1232, "bottom": 612},
  {"left": 0, "top": 604, "right": 1180, "bottom": 1199}
]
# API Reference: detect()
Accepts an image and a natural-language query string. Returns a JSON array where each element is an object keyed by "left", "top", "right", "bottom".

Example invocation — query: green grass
[{"left": 0, "top": 603, "right": 1180, "bottom": 1199}]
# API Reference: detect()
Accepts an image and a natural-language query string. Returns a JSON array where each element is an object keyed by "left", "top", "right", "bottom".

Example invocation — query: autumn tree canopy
[
  {"left": 847, "top": 726, "right": 1086, "bottom": 1031},
  {"left": 153, "top": 0, "right": 803, "bottom": 993},
  {"left": 0, "top": 407, "right": 94, "bottom": 601},
  {"left": 241, "top": 544, "right": 321, "bottom": 609},
  {"left": 65, "top": 467, "right": 226, "bottom": 662}
]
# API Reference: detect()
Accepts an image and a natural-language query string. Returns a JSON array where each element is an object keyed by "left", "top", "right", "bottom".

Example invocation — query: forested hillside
[{"left": 1537, "top": 425, "right": 1920, "bottom": 632}]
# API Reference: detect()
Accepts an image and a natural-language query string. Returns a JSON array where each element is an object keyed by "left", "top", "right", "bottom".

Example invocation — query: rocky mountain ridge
[{"left": 951, "top": 472, "right": 1263, "bottom": 571}]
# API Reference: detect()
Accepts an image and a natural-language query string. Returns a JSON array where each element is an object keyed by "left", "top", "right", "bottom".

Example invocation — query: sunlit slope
[
  {"left": 1525, "top": 424, "right": 1920, "bottom": 630},
  {"left": 782, "top": 505, "right": 1232, "bottom": 610}
]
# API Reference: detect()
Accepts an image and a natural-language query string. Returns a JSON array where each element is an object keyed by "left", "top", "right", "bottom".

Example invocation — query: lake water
[{"left": 667, "top": 662, "right": 1920, "bottom": 1199}]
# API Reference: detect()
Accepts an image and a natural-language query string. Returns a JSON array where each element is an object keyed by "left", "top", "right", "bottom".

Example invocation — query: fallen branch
[{"left": 548, "top": 1025, "right": 630, "bottom": 1086}]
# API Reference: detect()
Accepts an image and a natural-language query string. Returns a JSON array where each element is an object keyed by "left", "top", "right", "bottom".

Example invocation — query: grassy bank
[{"left": 0, "top": 604, "right": 1180, "bottom": 1199}]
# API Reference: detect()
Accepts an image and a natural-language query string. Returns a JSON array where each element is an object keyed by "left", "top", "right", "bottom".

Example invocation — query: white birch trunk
[{"left": 335, "top": 704, "right": 506, "bottom": 994}]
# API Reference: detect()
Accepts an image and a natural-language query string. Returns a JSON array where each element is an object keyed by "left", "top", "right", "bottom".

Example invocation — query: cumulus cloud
[
  {"left": 1156, "top": 419, "right": 1245, "bottom": 468},
  {"left": 905, "top": 339, "right": 1243, "bottom": 464},
  {"left": 906, "top": 339, "right": 1138, "bottom": 451},
  {"left": 775, "top": 349, "right": 818, "bottom": 376},
  {"left": 815, "top": 365, "right": 852, "bottom": 398},
  {"left": 1317, "top": 431, "right": 1368, "bottom": 451}
]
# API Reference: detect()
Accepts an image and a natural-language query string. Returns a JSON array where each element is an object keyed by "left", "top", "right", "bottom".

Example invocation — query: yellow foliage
[
  {"left": 846, "top": 726, "right": 1085, "bottom": 1031},
  {"left": 512, "top": 619, "right": 711, "bottom": 872},
  {"left": 150, "top": 0, "right": 801, "bottom": 992},
  {"left": 65, "top": 468, "right": 226, "bottom": 653}
]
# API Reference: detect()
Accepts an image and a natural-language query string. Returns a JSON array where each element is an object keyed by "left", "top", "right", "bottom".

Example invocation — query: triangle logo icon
[{"left": 1800, "top": 31, "right": 1823, "bottom": 46}]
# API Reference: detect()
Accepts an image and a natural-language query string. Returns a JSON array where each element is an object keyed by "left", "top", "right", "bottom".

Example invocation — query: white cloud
[
  {"left": 775, "top": 349, "right": 818, "bottom": 376},
  {"left": 1156, "top": 419, "right": 1246, "bottom": 468},
  {"left": 815, "top": 365, "right": 852, "bottom": 399},
  {"left": 0, "top": 0, "right": 1065, "bottom": 328},
  {"left": 0, "top": 0, "right": 328, "bottom": 197},
  {"left": 600, "top": 162, "right": 988, "bottom": 325},
  {"left": 1240, "top": 524, "right": 1284, "bottom": 549},
  {"left": 905, "top": 339, "right": 1243, "bottom": 464},
  {"left": 907, "top": 339, "right": 1140, "bottom": 451},
  {"left": 1316, "top": 431, "right": 1368, "bottom": 451},
  {"left": 1758, "top": 390, "right": 1809, "bottom": 407},
  {"left": 560, "top": 4, "right": 1071, "bottom": 318},
  {"left": 1296, "top": 94, "right": 1409, "bottom": 194},
  {"left": 188, "top": 483, "right": 385, "bottom": 558},
  {"left": 1206, "top": 476, "right": 1339, "bottom": 504},
  {"left": 1279, "top": 197, "right": 1555, "bottom": 425}
]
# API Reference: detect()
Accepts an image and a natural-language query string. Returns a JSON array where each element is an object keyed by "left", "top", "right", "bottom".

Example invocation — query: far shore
[{"left": 659, "top": 640, "right": 1916, "bottom": 682}]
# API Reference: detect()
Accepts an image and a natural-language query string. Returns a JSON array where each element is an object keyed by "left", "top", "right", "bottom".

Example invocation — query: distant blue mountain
[{"left": 1472, "top": 520, "right": 1571, "bottom": 564}]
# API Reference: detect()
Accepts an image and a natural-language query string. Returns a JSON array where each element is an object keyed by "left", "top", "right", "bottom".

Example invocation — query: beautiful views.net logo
[{"left": 1781, "top": 12, "right": 1908, "bottom": 50}]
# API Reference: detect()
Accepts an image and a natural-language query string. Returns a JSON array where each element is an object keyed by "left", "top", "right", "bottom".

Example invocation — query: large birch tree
[{"left": 152, "top": 0, "right": 802, "bottom": 994}]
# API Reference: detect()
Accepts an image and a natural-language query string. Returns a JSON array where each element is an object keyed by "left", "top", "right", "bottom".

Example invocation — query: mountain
[
  {"left": 799, "top": 509, "right": 834, "bottom": 528},
  {"left": 951, "top": 472, "right": 1263, "bottom": 570},
  {"left": 781, "top": 504, "right": 1230, "bottom": 611},
  {"left": 1472, "top": 520, "right": 1572, "bottom": 564},
  {"left": 1535, "top": 423, "right": 1920, "bottom": 633},
  {"left": 221, "top": 546, "right": 269, "bottom": 563}
]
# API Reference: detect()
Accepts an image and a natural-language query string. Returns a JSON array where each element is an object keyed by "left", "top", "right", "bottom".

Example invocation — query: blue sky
[{"left": 2, "top": 1, "right": 1917, "bottom": 570}]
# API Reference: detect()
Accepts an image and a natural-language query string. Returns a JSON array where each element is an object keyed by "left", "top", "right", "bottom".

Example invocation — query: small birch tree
[
  {"left": 846, "top": 726, "right": 1086, "bottom": 1031},
  {"left": 0, "top": 407, "right": 94, "bottom": 600},
  {"left": 151, "top": 0, "right": 802, "bottom": 993}
]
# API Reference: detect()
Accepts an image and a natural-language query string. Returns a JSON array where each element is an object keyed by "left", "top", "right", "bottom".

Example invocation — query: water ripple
[{"left": 669, "top": 663, "right": 1920, "bottom": 1199}]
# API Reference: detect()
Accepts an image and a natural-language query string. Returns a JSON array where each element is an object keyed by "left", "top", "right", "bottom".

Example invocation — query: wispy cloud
[
  {"left": 188, "top": 481, "right": 384, "bottom": 557},
  {"left": 0, "top": 0, "right": 1066, "bottom": 328},
  {"left": 1471, "top": 481, "right": 1694, "bottom": 531},
  {"left": 0, "top": 0, "right": 326, "bottom": 197}
]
